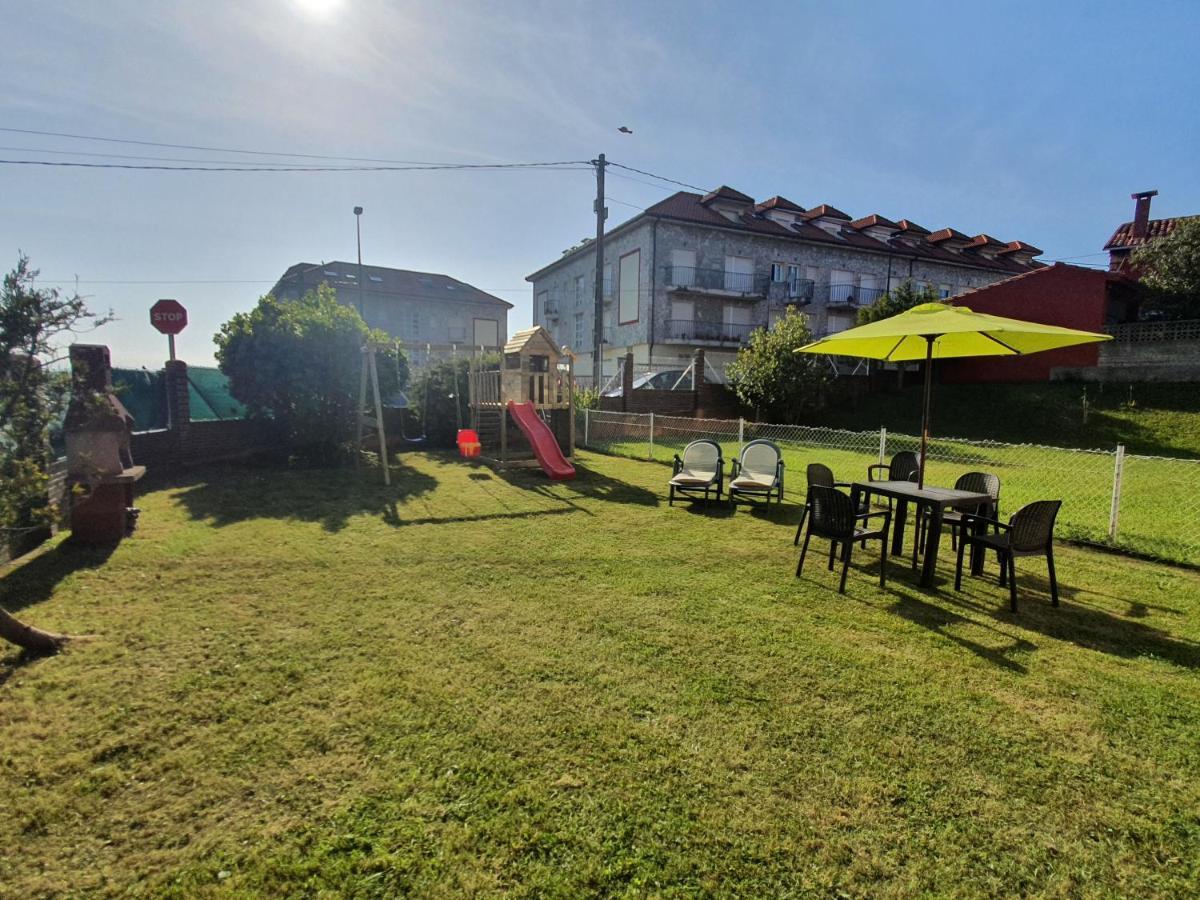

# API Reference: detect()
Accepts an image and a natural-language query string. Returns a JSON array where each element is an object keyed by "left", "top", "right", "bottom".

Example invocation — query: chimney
[{"left": 1131, "top": 190, "right": 1158, "bottom": 239}]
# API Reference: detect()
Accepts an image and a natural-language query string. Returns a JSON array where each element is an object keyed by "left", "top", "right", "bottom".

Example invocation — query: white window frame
[{"left": 618, "top": 249, "right": 640, "bottom": 324}]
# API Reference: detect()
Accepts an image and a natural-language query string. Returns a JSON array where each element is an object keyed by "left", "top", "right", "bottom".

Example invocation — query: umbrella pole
[{"left": 919, "top": 336, "right": 934, "bottom": 489}]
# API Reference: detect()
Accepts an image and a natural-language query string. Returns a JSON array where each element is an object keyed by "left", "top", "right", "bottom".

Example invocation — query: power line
[
  {"left": 0, "top": 158, "right": 591, "bottom": 173},
  {"left": 0, "top": 144, "right": 403, "bottom": 167},
  {"left": 607, "top": 161, "right": 707, "bottom": 193},
  {"left": 0, "top": 126, "right": 467, "bottom": 166}
]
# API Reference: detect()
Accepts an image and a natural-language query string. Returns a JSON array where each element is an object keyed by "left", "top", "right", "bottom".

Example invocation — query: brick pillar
[
  {"left": 165, "top": 359, "right": 190, "bottom": 446},
  {"left": 621, "top": 351, "right": 634, "bottom": 410},
  {"left": 692, "top": 348, "right": 706, "bottom": 388}
]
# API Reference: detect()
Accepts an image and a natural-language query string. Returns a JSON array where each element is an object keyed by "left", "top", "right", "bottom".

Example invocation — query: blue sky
[{"left": 4, "top": 0, "right": 1197, "bottom": 367}]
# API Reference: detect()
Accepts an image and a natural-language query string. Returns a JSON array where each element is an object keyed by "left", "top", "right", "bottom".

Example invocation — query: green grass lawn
[
  {"left": 3, "top": 451, "right": 1200, "bottom": 896},
  {"left": 809, "top": 380, "right": 1200, "bottom": 459},
  {"left": 594, "top": 421, "right": 1200, "bottom": 566}
]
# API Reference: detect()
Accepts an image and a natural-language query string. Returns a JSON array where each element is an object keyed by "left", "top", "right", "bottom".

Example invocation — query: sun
[{"left": 292, "top": 0, "right": 342, "bottom": 20}]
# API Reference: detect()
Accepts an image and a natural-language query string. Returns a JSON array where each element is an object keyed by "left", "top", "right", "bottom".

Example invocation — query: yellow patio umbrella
[{"left": 796, "top": 302, "right": 1111, "bottom": 487}]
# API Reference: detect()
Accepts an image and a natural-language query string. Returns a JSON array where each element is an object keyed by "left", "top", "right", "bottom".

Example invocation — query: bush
[
  {"left": 215, "top": 285, "right": 408, "bottom": 462},
  {"left": 726, "top": 308, "right": 829, "bottom": 423}
]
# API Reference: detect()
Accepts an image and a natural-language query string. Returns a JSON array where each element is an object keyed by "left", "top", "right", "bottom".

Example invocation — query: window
[
  {"left": 860, "top": 274, "right": 882, "bottom": 304},
  {"left": 770, "top": 262, "right": 787, "bottom": 283},
  {"left": 724, "top": 255, "right": 754, "bottom": 292},
  {"left": 618, "top": 250, "right": 640, "bottom": 324},
  {"left": 473, "top": 318, "right": 499, "bottom": 347},
  {"left": 671, "top": 249, "right": 696, "bottom": 286},
  {"left": 323, "top": 270, "right": 338, "bottom": 276},
  {"left": 537, "top": 290, "right": 550, "bottom": 319},
  {"left": 575, "top": 274, "right": 585, "bottom": 305},
  {"left": 939, "top": 283, "right": 953, "bottom": 299},
  {"left": 407, "top": 310, "right": 421, "bottom": 338},
  {"left": 574, "top": 313, "right": 584, "bottom": 349},
  {"left": 448, "top": 318, "right": 467, "bottom": 342},
  {"left": 369, "top": 275, "right": 383, "bottom": 283},
  {"left": 786, "top": 264, "right": 802, "bottom": 293},
  {"left": 603, "top": 264, "right": 613, "bottom": 297}
]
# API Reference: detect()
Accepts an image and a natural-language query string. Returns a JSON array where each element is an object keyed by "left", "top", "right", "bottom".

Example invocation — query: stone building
[
  {"left": 525, "top": 186, "right": 1044, "bottom": 381},
  {"left": 271, "top": 262, "right": 511, "bottom": 359}
]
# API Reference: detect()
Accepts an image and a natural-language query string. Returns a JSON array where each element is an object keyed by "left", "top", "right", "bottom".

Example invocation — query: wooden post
[
  {"left": 567, "top": 349, "right": 576, "bottom": 459},
  {"left": 500, "top": 403, "right": 508, "bottom": 463}
]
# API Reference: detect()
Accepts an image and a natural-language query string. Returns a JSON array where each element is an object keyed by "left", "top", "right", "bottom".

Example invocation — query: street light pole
[
  {"left": 354, "top": 206, "right": 364, "bottom": 318},
  {"left": 591, "top": 153, "right": 607, "bottom": 389}
]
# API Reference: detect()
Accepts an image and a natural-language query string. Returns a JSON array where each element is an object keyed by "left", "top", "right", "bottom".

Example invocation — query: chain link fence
[{"left": 579, "top": 408, "right": 1200, "bottom": 567}]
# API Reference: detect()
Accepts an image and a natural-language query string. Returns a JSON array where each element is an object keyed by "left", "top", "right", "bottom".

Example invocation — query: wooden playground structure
[{"left": 467, "top": 326, "right": 576, "bottom": 468}]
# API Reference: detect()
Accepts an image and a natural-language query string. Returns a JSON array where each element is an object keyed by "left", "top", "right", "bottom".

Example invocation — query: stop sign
[{"left": 150, "top": 299, "right": 188, "bottom": 335}]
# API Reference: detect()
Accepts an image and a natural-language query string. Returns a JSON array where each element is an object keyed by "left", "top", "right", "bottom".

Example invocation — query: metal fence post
[
  {"left": 1109, "top": 443, "right": 1125, "bottom": 543},
  {"left": 738, "top": 417, "right": 745, "bottom": 445},
  {"left": 584, "top": 407, "right": 589, "bottom": 447},
  {"left": 648, "top": 412, "right": 655, "bottom": 460},
  {"left": 879, "top": 427, "right": 887, "bottom": 465}
]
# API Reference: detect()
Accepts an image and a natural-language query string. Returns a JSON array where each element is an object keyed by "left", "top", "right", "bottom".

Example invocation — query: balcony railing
[
  {"left": 666, "top": 318, "right": 761, "bottom": 344},
  {"left": 1105, "top": 319, "right": 1200, "bottom": 343},
  {"left": 663, "top": 266, "right": 768, "bottom": 296},
  {"left": 824, "top": 283, "right": 886, "bottom": 307},
  {"left": 543, "top": 299, "right": 560, "bottom": 317},
  {"left": 767, "top": 278, "right": 815, "bottom": 304}
]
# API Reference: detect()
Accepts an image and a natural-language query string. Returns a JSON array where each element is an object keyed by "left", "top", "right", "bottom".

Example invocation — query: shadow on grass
[
  {"left": 493, "top": 462, "right": 660, "bottom": 507},
  {"left": 886, "top": 591, "right": 1035, "bottom": 674},
  {"left": 909, "top": 565, "right": 1200, "bottom": 671},
  {"left": 172, "top": 462, "right": 438, "bottom": 533},
  {"left": 0, "top": 540, "right": 115, "bottom": 616}
]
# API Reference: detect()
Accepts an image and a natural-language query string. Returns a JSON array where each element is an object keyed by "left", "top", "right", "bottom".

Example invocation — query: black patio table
[{"left": 850, "top": 480, "right": 994, "bottom": 588}]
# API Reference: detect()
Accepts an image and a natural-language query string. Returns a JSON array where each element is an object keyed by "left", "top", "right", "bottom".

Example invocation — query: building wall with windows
[
  {"left": 528, "top": 195, "right": 1029, "bottom": 380},
  {"left": 271, "top": 261, "right": 510, "bottom": 353}
]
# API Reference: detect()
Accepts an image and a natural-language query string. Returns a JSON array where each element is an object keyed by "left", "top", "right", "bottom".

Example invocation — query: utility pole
[
  {"left": 592, "top": 153, "right": 607, "bottom": 388},
  {"left": 354, "top": 206, "right": 364, "bottom": 317}
]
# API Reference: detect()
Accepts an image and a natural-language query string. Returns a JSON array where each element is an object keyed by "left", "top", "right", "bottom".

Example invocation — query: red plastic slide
[{"left": 507, "top": 401, "right": 576, "bottom": 480}]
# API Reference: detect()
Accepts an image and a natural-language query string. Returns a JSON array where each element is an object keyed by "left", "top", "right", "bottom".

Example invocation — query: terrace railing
[
  {"left": 1105, "top": 319, "right": 1200, "bottom": 343},
  {"left": 824, "top": 283, "right": 887, "bottom": 306},
  {"left": 663, "top": 266, "right": 768, "bottom": 296},
  {"left": 666, "top": 319, "right": 761, "bottom": 344}
]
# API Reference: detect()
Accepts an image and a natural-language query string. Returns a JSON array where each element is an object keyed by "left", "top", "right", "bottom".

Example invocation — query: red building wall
[{"left": 940, "top": 263, "right": 1110, "bottom": 383}]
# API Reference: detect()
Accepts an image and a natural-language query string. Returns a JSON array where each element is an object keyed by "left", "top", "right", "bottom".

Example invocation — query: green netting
[
  {"left": 113, "top": 368, "right": 168, "bottom": 431},
  {"left": 112, "top": 366, "right": 245, "bottom": 429},
  {"left": 186, "top": 366, "right": 247, "bottom": 421}
]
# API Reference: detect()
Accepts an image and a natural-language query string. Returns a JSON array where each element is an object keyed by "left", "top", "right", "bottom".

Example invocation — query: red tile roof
[
  {"left": 700, "top": 185, "right": 754, "bottom": 205},
  {"left": 967, "top": 234, "right": 1006, "bottom": 249},
  {"left": 802, "top": 204, "right": 852, "bottom": 221},
  {"left": 1000, "top": 240, "right": 1043, "bottom": 256},
  {"left": 528, "top": 189, "right": 1042, "bottom": 280},
  {"left": 927, "top": 227, "right": 972, "bottom": 244},
  {"left": 1103, "top": 215, "right": 1199, "bottom": 251},
  {"left": 849, "top": 214, "right": 900, "bottom": 231},
  {"left": 895, "top": 219, "right": 931, "bottom": 235},
  {"left": 754, "top": 195, "right": 806, "bottom": 214}
]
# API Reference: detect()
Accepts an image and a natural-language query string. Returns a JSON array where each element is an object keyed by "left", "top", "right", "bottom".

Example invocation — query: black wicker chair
[
  {"left": 867, "top": 450, "right": 919, "bottom": 484},
  {"left": 913, "top": 471, "right": 1001, "bottom": 567},
  {"left": 794, "top": 463, "right": 865, "bottom": 545},
  {"left": 955, "top": 500, "right": 1062, "bottom": 612},
  {"left": 796, "top": 486, "right": 892, "bottom": 593}
]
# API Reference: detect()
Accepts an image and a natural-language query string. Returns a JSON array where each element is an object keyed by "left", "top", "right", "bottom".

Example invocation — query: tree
[
  {"left": 726, "top": 308, "right": 829, "bottom": 423},
  {"left": 1, "top": 255, "right": 109, "bottom": 654},
  {"left": 1131, "top": 216, "right": 1200, "bottom": 320},
  {"left": 856, "top": 279, "right": 941, "bottom": 326},
  {"left": 214, "top": 285, "right": 408, "bottom": 462}
]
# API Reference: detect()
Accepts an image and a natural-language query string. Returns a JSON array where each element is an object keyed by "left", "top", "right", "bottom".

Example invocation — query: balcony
[
  {"left": 767, "top": 278, "right": 815, "bottom": 304},
  {"left": 665, "top": 318, "right": 762, "bottom": 345},
  {"left": 543, "top": 298, "right": 560, "bottom": 318},
  {"left": 663, "top": 266, "right": 768, "bottom": 297},
  {"left": 824, "top": 283, "right": 886, "bottom": 307}
]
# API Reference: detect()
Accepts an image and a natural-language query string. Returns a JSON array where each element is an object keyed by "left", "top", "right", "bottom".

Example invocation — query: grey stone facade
[
  {"left": 272, "top": 261, "right": 511, "bottom": 357},
  {"left": 526, "top": 189, "right": 1040, "bottom": 380}
]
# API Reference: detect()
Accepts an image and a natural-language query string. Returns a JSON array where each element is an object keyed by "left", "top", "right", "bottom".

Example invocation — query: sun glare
[{"left": 293, "top": 0, "right": 342, "bottom": 20}]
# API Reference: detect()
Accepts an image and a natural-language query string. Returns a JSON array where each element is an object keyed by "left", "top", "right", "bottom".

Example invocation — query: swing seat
[{"left": 457, "top": 429, "right": 481, "bottom": 458}]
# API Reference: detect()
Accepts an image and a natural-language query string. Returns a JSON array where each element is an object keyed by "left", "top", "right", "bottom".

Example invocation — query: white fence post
[
  {"left": 1109, "top": 443, "right": 1125, "bottom": 542},
  {"left": 738, "top": 417, "right": 745, "bottom": 445},
  {"left": 648, "top": 412, "right": 655, "bottom": 460},
  {"left": 879, "top": 427, "right": 887, "bottom": 465},
  {"left": 584, "top": 407, "right": 589, "bottom": 447}
]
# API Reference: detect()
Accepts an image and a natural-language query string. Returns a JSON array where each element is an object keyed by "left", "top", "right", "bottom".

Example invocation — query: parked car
[{"left": 603, "top": 369, "right": 690, "bottom": 397}]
